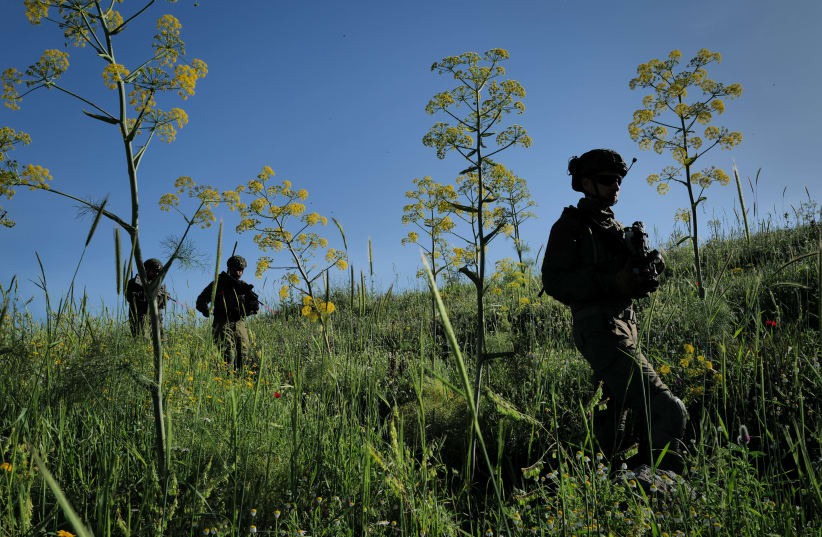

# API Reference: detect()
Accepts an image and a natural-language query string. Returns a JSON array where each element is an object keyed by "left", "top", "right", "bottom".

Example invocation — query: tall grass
[{"left": 0, "top": 217, "right": 819, "bottom": 536}]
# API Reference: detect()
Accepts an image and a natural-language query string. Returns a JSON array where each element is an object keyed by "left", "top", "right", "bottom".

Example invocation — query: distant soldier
[
  {"left": 541, "top": 148, "right": 687, "bottom": 473},
  {"left": 125, "top": 258, "right": 168, "bottom": 337},
  {"left": 196, "top": 255, "right": 260, "bottom": 370}
]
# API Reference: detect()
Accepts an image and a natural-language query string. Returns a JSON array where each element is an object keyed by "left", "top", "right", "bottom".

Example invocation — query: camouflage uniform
[
  {"left": 125, "top": 258, "right": 168, "bottom": 337},
  {"left": 541, "top": 149, "right": 687, "bottom": 473},
  {"left": 196, "top": 256, "right": 259, "bottom": 370}
]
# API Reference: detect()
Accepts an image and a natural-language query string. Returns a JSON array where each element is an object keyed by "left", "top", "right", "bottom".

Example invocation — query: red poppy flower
[{"left": 274, "top": 391, "right": 282, "bottom": 399}]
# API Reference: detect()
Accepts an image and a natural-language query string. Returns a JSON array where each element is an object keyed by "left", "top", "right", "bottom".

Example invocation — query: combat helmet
[
  {"left": 143, "top": 258, "right": 163, "bottom": 272},
  {"left": 227, "top": 255, "right": 247, "bottom": 271},
  {"left": 568, "top": 149, "right": 629, "bottom": 192}
]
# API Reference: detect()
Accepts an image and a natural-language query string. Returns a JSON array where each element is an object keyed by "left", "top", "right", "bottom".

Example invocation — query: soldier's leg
[
  {"left": 213, "top": 321, "right": 234, "bottom": 366},
  {"left": 577, "top": 315, "right": 686, "bottom": 472},
  {"left": 605, "top": 319, "right": 686, "bottom": 471},
  {"left": 592, "top": 379, "right": 630, "bottom": 461},
  {"left": 234, "top": 320, "right": 249, "bottom": 370},
  {"left": 576, "top": 318, "right": 631, "bottom": 463},
  {"left": 129, "top": 312, "right": 144, "bottom": 337}
]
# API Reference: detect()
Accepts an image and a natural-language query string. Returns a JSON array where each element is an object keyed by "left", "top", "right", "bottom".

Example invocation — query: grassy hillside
[{"left": 1, "top": 222, "right": 819, "bottom": 536}]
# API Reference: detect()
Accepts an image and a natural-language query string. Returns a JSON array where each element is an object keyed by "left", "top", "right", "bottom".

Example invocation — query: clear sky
[{"left": 1, "top": 0, "right": 820, "bottom": 317}]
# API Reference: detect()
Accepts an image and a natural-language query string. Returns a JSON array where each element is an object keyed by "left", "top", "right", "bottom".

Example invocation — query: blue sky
[{"left": 1, "top": 0, "right": 820, "bottom": 318}]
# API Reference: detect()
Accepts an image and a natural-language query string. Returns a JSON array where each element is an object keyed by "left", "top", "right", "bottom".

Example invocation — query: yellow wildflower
[
  {"left": 286, "top": 202, "right": 305, "bottom": 216},
  {"left": 683, "top": 343, "right": 694, "bottom": 355},
  {"left": 250, "top": 198, "right": 267, "bottom": 212},
  {"left": 258, "top": 166, "right": 275, "bottom": 180},
  {"left": 102, "top": 63, "right": 130, "bottom": 89},
  {"left": 24, "top": 0, "right": 49, "bottom": 24}
]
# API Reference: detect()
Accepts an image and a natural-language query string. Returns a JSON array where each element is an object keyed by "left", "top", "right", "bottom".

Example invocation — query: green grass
[{"left": 1, "top": 221, "right": 820, "bottom": 536}]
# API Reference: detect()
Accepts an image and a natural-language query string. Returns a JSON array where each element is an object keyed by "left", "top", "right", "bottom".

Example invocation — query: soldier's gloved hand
[
  {"left": 652, "top": 249, "right": 666, "bottom": 273},
  {"left": 615, "top": 263, "right": 644, "bottom": 297}
]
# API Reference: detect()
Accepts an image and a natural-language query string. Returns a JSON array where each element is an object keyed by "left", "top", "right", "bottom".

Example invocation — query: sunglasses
[{"left": 593, "top": 174, "right": 622, "bottom": 187}]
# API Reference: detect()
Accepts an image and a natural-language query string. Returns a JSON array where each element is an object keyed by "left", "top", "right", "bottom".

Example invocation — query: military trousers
[
  {"left": 573, "top": 308, "right": 687, "bottom": 472},
  {"left": 213, "top": 319, "right": 250, "bottom": 370},
  {"left": 129, "top": 312, "right": 165, "bottom": 340}
]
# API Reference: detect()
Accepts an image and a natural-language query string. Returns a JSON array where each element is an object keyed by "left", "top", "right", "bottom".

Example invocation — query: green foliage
[{"left": 1, "top": 198, "right": 820, "bottom": 535}]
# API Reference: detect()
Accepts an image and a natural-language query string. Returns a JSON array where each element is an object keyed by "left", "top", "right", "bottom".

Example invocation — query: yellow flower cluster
[
  {"left": 250, "top": 197, "right": 268, "bottom": 212},
  {"left": 155, "top": 107, "right": 190, "bottom": 142},
  {"left": 2, "top": 68, "right": 22, "bottom": 110},
  {"left": 248, "top": 180, "right": 264, "bottom": 193},
  {"left": 24, "top": 0, "right": 49, "bottom": 24},
  {"left": 21, "top": 164, "right": 52, "bottom": 189},
  {"left": 36, "top": 49, "right": 70, "bottom": 81},
  {"left": 158, "top": 193, "right": 179, "bottom": 211},
  {"left": 155, "top": 14, "right": 183, "bottom": 66},
  {"left": 157, "top": 14, "right": 182, "bottom": 36},
  {"left": 173, "top": 59, "right": 208, "bottom": 99},
  {"left": 301, "top": 295, "right": 336, "bottom": 322},
  {"left": 674, "top": 208, "right": 691, "bottom": 223},
  {"left": 255, "top": 257, "right": 271, "bottom": 278},
  {"left": 102, "top": 63, "right": 130, "bottom": 90},
  {"left": 306, "top": 212, "right": 326, "bottom": 225},
  {"left": 104, "top": 9, "right": 124, "bottom": 31},
  {"left": 129, "top": 85, "right": 157, "bottom": 111},
  {"left": 676, "top": 342, "right": 720, "bottom": 403},
  {"left": 285, "top": 202, "right": 305, "bottom": 216},
  {"left": 259, "top": 166, "right": 275, "bottom": 180}
]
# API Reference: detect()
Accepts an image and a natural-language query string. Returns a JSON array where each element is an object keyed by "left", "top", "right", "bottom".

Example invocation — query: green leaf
[
  {"left": 32, "top": 452, "right": 95, "bottom": 537},
  {"left": 448, "top": 201, "right": 477, "bottom": 213},
  {"left": 84, "top": 196, "right": 108, "bottom": 248},
  {"left": 82, "top": 110, "right": 118, "bottom": 124}
]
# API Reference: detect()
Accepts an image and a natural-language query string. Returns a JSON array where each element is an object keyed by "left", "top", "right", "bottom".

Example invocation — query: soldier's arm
[{"left": 195, "top": 282, "right": 213, "bottom": 313}]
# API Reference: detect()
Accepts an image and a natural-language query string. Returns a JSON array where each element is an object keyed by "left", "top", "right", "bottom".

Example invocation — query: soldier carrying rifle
[
  {"left": 541, "top": 148, "right": 687, "bottom": 474},
  {"left": 196, "top": 255, "right": 260, "bottom": 370},
  {"left": 125, "top": 258, "right": 169, "bottom": 338}
]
